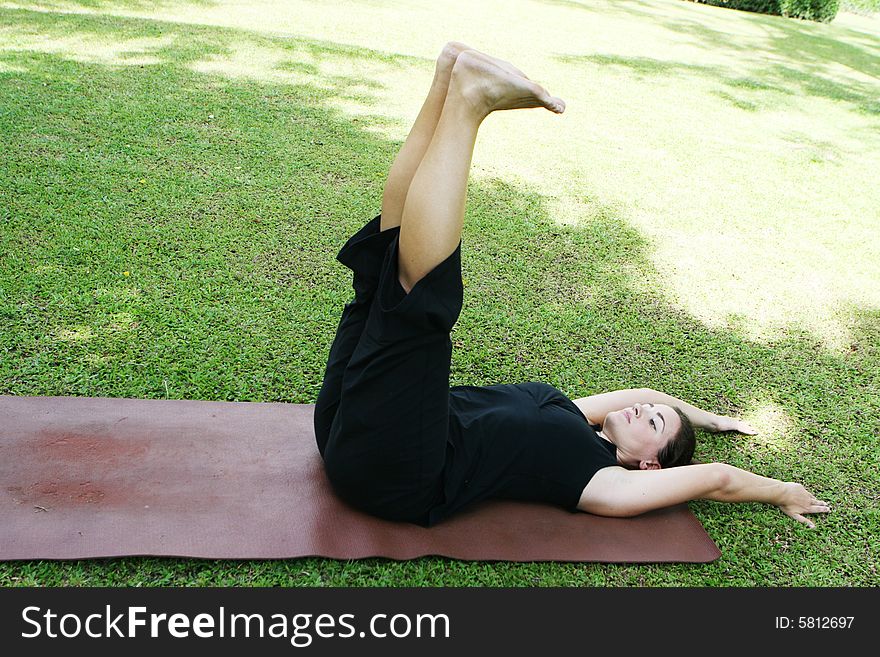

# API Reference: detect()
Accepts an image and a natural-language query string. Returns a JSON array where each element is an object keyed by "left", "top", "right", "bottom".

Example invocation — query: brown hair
[{"left": 656, "top": 407, "right": 695, "bottom": 468}]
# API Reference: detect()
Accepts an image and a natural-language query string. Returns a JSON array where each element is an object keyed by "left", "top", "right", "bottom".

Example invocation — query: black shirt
[{"left": 426, "top": 381, "right": 619, "bottom": 525}]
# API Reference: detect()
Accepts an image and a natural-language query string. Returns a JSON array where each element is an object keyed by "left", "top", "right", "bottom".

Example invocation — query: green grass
[{"left": 1, "top": 0, "right": 878, "bottom": 586}]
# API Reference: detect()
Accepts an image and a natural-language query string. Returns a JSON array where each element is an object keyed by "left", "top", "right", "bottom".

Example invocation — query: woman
[{"left": 314, "top": 43, "right": 830, "bottom": 529}]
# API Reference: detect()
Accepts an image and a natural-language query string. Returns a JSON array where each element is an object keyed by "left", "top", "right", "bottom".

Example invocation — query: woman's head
[
  {"left": 657, "top": 407, "right": 695, "bottom": 468},
  {"left": 602, "top": 403, "right": 695, "bottom": 470}
]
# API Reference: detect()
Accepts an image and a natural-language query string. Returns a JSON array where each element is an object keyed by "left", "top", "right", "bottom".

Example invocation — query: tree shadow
[
  {"left": 555, "top": 49, "right": 880, "bottom": 117},
  {"left": 654, "top": 10, "right": 880, "bottom": 81},
  {"left": 4, "top": 0, "right": 220, "bottom": 10},
  {"left": 541, "top": 0, "right": 880, "bottom": 116},
  {"left": 0, "top": 5, "right": 876, "bottom": 585},
  {"left": 555, "top": 52, "right": 722, "bottom": 77}
]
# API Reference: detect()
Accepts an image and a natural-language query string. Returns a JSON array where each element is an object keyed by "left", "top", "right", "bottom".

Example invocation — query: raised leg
[
  {"left": 380, "top": 43, "right": 461, "bottom": 232},
  {"left": 397, "top": 51, "right": 564, "bottom": 292},
  {"left": 319, "top": 50, "right": 564, "bottom": 521},
  {"left": 317, "top": 43, "right": 472, "bottom": 451},
  {"left": 380, "top": 42, "right": 534, "bottom": 232}
]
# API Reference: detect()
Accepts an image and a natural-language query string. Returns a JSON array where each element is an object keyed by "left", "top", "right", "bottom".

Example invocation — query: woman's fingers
[
  {"left": 716, "top": 417, "right": 758, "bottom": 434},
  {"left": 733, "top": 419, "right": 757, "bottom": 435},
  {"left": 780, "top": 483, "right": 831, "bottom": 527},
  {"left": 808, "top": 495, "right": 831, "bottom": 512},
  {"left": 793, "top": 513, "right": 815, "bottom": 529},
  {"left": 784, "top": 509, "right": 815, "bottom": 528}
]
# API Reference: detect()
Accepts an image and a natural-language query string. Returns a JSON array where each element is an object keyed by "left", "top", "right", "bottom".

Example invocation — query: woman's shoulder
[
  {"left": 449, "top": 381, "right": 560, "bottom": 400},
  {"left": 514, "top": 381, "right": 566, "bottom": 403}
]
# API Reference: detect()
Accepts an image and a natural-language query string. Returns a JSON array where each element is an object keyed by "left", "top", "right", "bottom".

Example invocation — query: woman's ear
[{"left": 639, "top": 460, "right": 661, "bottom": 470}]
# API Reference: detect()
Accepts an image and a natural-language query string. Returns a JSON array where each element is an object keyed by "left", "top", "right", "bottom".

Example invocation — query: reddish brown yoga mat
[{"left": 0, "top": 396, "right": 720, "bottom": 563}]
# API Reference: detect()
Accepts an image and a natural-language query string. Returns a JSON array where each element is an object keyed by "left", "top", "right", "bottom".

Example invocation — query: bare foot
[
  {"left": 435, "top": 41, "right": 467, "bottom": 82},
  {"left": 434, "top": 41, "right": 532, "bottom": 94},
  {"left": 449, "top": 50, "right": 565, "bottom": 116},
  {"left": 439, "top": 41, "right": 530, "bottom": 80}
]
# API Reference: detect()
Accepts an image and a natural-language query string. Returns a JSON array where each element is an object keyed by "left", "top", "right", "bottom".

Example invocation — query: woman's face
[{"left": 603, "top": 402, "right": 680, "bottom": 469}]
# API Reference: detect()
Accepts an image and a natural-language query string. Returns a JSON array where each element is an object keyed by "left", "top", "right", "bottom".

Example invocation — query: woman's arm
[
  {"left": 578, "top": 463, "right": 831, "bottom": 528},
  {"left": 572, "top": 388, "right": 756, "bottom": 433}
]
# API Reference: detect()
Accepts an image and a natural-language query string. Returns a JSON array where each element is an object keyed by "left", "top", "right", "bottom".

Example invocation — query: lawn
[{"left": 1, "top": 0, "right": 878, "bottom": 586}]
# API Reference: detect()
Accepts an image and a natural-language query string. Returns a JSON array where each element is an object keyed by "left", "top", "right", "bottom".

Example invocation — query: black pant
[{"left": 314, "top": 215, "right": 464, "bottom": 523}]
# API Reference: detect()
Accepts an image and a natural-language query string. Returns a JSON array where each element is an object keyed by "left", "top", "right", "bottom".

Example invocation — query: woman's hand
[
  {"left": 713, "top": 415, "right": 757, "bottom": 434},
  {"left": 776, "top": 482, "right": 831, "bottom": 529}
]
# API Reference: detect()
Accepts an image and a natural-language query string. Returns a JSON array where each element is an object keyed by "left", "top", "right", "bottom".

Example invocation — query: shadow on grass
[
  {"left": 2, "top": 0, "right": 221, "bottom": 10},
  {"left": 555, "top": 50, "right": 879, "bottom": 117},
  {"left": 0, "top": 6, "right": 877, "bottom": 585},
  {"left": 542, "top": 0, "right": 880, "bottom": 116}
]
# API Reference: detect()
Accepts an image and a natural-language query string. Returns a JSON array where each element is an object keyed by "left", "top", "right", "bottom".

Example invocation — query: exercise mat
[{"left": 0, "top": 396, "right": 721, "bottom": 563}]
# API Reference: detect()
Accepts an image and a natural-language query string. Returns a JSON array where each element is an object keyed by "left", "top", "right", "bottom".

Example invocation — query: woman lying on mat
[{"left": 313, "top": 43, "right": 831, "bottom": 529}]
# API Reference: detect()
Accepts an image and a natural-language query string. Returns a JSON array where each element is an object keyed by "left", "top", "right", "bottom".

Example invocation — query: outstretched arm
[
  {"left": 578, "top": 463, "right": 831, "bottom": 528},
  {"left": 573, "top": 388, "right": 756, "bottom": 434}
]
